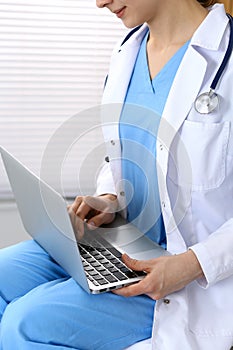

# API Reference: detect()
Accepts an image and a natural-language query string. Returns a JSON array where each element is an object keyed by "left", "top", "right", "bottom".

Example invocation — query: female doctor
[{"left": 0, "top": 0, "right": 233, "bottom": 350}]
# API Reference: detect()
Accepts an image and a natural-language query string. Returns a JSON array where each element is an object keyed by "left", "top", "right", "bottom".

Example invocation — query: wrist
[
  {"left": 184, "top": 249, "right": 204, "bottom": 281},
  {"left": 98, "top": 193, "right": 117, "bottom": 201},
  {"left": 98, "top": 193, "right": 118, "bottom": 214}
]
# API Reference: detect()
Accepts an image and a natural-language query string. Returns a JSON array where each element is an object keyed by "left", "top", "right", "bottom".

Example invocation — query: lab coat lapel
[
  {"left": 101, "top": 42, "right": 139, "bottom": 137},
  {"left": 158, "top": 45, "right": 207, "bottom": 150},
  {"left": 102, "top": 34, "right": 142, "bottom": 105},
  {"left": 158, "top": 3, "right": 228, "bottom": 146},
  {"left": 101, "top": 25, "right": 148, "bottom": 135},
  {"left": 156, "top": 46, "right": 207, "bottom": 237}
]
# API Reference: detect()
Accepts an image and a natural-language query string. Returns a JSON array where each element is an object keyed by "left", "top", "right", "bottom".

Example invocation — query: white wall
[{"left": 0, "top": 201, "right": 30, "bottom": 248}]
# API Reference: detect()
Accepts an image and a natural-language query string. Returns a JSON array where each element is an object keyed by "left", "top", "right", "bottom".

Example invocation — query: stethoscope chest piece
[
  {"left": 194, "top": 89, "right": 219, "bottom": 114},
  {"left": 194, "top": 14, "right": 233, "bottom": 115}
]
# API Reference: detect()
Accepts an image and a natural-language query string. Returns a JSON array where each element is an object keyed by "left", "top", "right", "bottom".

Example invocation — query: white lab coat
[{"left": 96, "top": 4, "right": 233, "bottom": 350}]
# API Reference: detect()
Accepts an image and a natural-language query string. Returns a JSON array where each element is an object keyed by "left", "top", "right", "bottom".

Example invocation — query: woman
[{"left": 1, "top": 1, "right": 233, "bottom": 349}]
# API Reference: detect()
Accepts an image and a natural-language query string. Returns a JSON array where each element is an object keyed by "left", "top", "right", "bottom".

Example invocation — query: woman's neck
[
  {"left": 145, "top": 0, "right": 209, "bottom": 80},
  {"left": 147, "top": 1, "right": 208, "bottom": 50}
]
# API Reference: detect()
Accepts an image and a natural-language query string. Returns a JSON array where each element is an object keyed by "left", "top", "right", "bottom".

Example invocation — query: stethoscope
[{"left": 194, "top": 14, "right": 233, "bottom": 114}]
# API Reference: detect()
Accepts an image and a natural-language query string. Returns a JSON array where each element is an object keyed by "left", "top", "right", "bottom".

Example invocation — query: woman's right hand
[{"left": 67, "top": 194, "right": 118, "bottom": 240}]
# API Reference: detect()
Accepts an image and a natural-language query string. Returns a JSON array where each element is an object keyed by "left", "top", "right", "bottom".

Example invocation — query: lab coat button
[
  {"left": 159, "top": 144, "right": 163, "bottom": 151},
  {"left": 110, "top": 140, "right": 115, "bottom": 146},
  {"left": 162, "top": 201, "right": 166, "bottom": 209},
  {"left": 105, "top": 156, "right": 110, "bottom": 163},
  {"left": 163, "top": 298, "right": 170, "bottom": 304},
  {"left": 120, "top": 191, "right": 125, "bottom": 196}
]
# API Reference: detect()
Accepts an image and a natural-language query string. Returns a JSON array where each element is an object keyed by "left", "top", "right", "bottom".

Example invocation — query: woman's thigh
[
  {"left": 0, "top": 240, "right": 68, "bottom": 305},
  {"left": 1, "top": 277, "right": 155, "bottom": 350}
]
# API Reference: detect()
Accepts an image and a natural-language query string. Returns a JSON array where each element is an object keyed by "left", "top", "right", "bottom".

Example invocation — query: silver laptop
[{"left": 0, "top": 146, "right": 169, "bottom": 294}]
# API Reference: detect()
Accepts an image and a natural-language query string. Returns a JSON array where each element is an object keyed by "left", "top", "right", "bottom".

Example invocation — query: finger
[
  {"left": 83, "top": 195, "right": 117, "bottom": 214},
  {"left": 113, "top": 278, "right": 149, "bottom": 297},
  {"left": 76, "top": 195, "right": 117, "bottom": 222},
  {"left": 122, "top": 254, "right": 150, "bottom": 272},
  {"left": 69, "top": 196, "right": 83, "bottom": 213},
  {"left": 76, "top": 201, "right": 96, "bottom": 221},
  {"left": 86, "top": 211, "right": 116, "bottom": 229}
]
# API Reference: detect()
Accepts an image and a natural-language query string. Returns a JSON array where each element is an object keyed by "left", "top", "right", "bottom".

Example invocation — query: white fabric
[
  {"left": 124, "top": 339, "right": 151, "bottom": 350},
  {"left": 98, "top": 4, "right": 233, "bottom": 350}
]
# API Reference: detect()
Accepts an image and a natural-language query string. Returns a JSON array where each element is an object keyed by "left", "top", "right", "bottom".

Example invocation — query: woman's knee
[
  {"left": 0, "top": 241, "right": 67, "bottom": 305},
  {"left": 0, "top": 241, "right": 40, "bottom": 302},
  {"left": 1, "top": 294, "right": 49, "bottom": 347},
  {"left": 1, "top": 298, "right": 30, "bottom": 346}
]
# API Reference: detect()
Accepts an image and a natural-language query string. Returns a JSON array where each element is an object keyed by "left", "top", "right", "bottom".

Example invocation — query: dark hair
[{"left": 197, "top": 0, "right": 218, "bottom": 7}]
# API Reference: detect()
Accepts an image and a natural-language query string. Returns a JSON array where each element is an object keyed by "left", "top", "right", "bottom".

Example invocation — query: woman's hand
[
  {"left": 68, "top": 194, "right": 118, "bottom": 239},
  {"left": 114, "top": 250, "right": 204, "bottom": 300}
]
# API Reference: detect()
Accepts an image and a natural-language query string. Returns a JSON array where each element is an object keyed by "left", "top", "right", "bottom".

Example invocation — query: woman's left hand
[{"left": 113, "top": 250, "right": 204, "bottom": 300}]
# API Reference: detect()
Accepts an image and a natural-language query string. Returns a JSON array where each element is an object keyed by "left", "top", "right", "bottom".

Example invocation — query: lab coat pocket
[
  {"left": 169, "top": 120, "right": 230, "bottom": 191},
  {"left": 187, "top": 280, "right": 233, "bottom": 337}
]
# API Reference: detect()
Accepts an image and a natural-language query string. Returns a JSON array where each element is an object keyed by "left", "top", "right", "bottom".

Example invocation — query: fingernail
[{"left": 87, "top": 221, "right": 96, "bottom": 230}]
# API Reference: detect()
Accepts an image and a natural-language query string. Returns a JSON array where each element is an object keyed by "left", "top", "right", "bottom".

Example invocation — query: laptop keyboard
[{"left": 79, "top": 237, "right": 145, "bottom": 287}]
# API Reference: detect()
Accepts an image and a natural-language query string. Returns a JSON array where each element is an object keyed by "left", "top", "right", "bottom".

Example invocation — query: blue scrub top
[{"left": 120, "top": 31, "right": 190, "bottom": 246}]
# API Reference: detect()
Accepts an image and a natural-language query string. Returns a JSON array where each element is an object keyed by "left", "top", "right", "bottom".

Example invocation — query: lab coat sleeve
[
  {"left": 95, "top": 162, "right": 117, "bottom": 197},
  {"left": 189, "top": 218, "right": 233, "bottom": 288}
]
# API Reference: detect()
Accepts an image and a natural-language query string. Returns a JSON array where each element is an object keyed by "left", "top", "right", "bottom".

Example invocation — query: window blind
[{"left": 0, "top": 0, "right": 127, "bottom": 199}]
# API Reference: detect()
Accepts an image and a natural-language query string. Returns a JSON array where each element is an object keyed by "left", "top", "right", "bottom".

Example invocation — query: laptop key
[
  {"left": 123, "top": 270, "right": 138, "bottom": 278},
  {"left": 84, "top": 266, "right": 95, "bottom": 272},
  {"left": 88, "top": 270, "right": 100, "bottom": 276},
  {"left": 108, "top": 247, "right": 122, "bottom": 258},
  {"left": 108, "top": 267, "right": 118, "bottom": 273},
  {"left": 92, "top": 252, "right": 102, "bottom": 258},
  {"left": 94, "top": 274, "right": 106, "bottom": 280},
  {"left": 103, "top": 262, "right": 113, "bottom": 269},
  {"left": 120, "top": 266, "right": 132, "bottom": 274},
  {"left": 113, "top": 271, "right": 126, "bottom": 281},
  {"left": 95, "top": 266, "right": 106, "bottom": 272},
  {"left": 101, "top": 251, "right": 113, "bottom": 258},
  {"left": 98, "top": 258, "right": 108, "bottom": 264},
  {"left": 84, "top": 245, "right": 95, "bottom": 253},
  {"left": 111, "top": 258, "right": 120, "bottom": 264},
  {"left": 100, "top": 270, "right": 112, "bottom": 276},
  {"left": 92, "top": 261, "right": 101, "bottom": 268},
  {"left": 104, "top": 274, "right": 118, "bottom": 283},
  {"left": 115, "top": 262, "right": 125, "bottom": 269},
  {"left": 98, "top": 279, "right": 108, "bottom": 285}
]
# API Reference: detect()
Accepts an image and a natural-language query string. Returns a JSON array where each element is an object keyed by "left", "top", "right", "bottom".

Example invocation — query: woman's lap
[
  {"left": 0, "top": 240, "right": 155, "bottom": 350},
  {"left": 0, "top": 240, "right": 68, "bottom": 304}
]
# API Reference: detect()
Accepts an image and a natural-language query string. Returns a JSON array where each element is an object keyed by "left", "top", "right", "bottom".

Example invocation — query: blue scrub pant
[{"left": 0, "top": 240, "right": 155, "bottom": 350}]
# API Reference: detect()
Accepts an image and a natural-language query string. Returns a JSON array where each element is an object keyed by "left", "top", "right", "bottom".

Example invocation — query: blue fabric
[
  {"left": 120, "top": 32, "right": 189, "bottom": 246},
  {"left": 0, "top": 240, "right": 155, "bottom": 350}
]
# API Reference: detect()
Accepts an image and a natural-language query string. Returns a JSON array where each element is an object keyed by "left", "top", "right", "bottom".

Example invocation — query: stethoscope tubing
[
  {"left": 194, "top": 14, "right": 233, "bottom": 114},
  {"left": 211, "top": 14, "right": 233, "bottom": 91}
]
